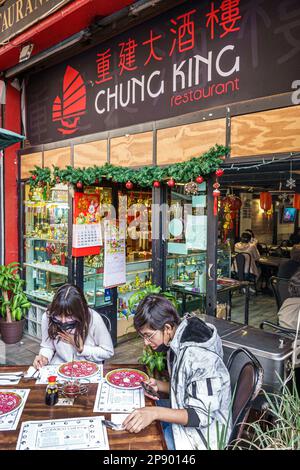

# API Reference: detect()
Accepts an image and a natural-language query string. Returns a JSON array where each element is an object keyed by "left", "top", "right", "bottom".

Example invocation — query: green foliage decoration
[{"left": 28, "top": 144, "right": 228, "bottom": 188}]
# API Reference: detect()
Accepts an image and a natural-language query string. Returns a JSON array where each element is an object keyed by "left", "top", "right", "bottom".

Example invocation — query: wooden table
[{"left": 0, "top": 364, "right": 166, "bottom": 451}]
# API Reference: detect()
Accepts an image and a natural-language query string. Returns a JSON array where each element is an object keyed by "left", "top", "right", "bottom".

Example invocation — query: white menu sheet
[
  {"left": 0, "top": 389, "right": 30, "bottom": 431},
  {"left": 36, "top": 364, "right": 103, "bottom": 385},
  {"left": 93, "top": 381, "right": 145, "bottom": 413},
  {"left": 16, "top": 416, "right": 109, "bottom": 450}
]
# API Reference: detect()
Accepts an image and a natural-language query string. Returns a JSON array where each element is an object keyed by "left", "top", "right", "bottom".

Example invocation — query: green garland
[{"left": 28, "top": 144, "right": 228, "bottom": 188}]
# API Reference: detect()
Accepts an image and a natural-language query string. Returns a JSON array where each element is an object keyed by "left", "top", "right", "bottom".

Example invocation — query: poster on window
[
  {"left": 72, "top": 192, "right": 102, "bottom": 257},
  {"left": 103, "top": 220, "right": 126, "bottom": 288},
  {"left": 186, "top": 215, "right": 207, "bottom": 250}
]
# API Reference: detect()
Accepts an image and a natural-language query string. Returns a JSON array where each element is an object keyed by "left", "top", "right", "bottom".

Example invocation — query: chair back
[
  {"left": 227, "top": 348, "right": 263, "bottom": 445},
  {"left": 270, "top": 276, "right": 291, "bottom": 311},
  {"left": 257, "top": 243, "right": 267, "bottom": 256},
  {"left": 100, "top": 313, "right": 112, "bottom": 332},
  {"left": 234, "top": 252, "right": 251, "bottom": 281}
]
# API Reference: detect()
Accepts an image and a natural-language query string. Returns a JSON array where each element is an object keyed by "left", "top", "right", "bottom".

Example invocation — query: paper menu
[
  {"left": 93, "top": 381, "right": 145, "bottom": 413},
  {"left": 0, "top": 389, "right": 30, "bottom": 431},
  {"left": 16, "top": 416, "right": 109, "bottom": 450}
]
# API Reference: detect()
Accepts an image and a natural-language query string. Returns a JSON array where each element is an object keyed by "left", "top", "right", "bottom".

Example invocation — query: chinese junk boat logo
[{"left": 52, "top": 66, "right": 86, "bottom": 135}]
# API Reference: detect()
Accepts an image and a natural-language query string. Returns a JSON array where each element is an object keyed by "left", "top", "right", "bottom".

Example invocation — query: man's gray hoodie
[{"left": 168, "top": 316, "right": 232, "bottom": 450}]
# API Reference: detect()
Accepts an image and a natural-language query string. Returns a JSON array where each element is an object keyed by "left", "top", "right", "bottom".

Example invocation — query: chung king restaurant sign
[
  {"left": 0, "top": 0, "right": 72, "bottom": 44},
  {"left": 26, "top": 0, "right": 299, "bottom": 145}
]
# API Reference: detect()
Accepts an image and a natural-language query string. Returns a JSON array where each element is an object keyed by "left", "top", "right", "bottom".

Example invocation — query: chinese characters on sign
[{"left": 26, "top": 0, "right": 298, "bottom": 145}]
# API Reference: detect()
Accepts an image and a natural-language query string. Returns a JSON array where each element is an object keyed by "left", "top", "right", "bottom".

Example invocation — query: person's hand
[
  {"left": 57, "top": 331, "right": 84, "bottom": 353},
  {"left": 142, "top": 378, "right": 159, "bottom": 401},
  {"left": 33, "top": 355, "right": 48, "bottom": 370},
  {"left": 122, "top": 407, "right": 156, "bottom": 433}
]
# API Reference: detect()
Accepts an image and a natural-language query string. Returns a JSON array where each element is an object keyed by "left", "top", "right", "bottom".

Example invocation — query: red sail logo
[{"left": 52, "top": 66, "right": 86, "bottom": 135}]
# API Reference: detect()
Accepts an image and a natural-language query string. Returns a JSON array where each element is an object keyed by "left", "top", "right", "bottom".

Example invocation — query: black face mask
[
  {"left": 52, "top": 317, "right": 78, "bottom": 332},
  {"left": 155, "top": 343, "right": 170, "bottom": 353}
]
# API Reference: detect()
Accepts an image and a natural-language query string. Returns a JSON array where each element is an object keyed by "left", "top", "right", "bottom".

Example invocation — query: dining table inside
[{"left": 0, "top": 364, "right": 167, "bottom": 451}]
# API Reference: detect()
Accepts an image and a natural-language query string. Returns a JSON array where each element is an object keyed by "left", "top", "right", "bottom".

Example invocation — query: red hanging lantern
[
  {"left": 260, "top": 192, "right": 272, "bottom": 211},
  {"left": 293, "top": 194, "right": 300, "bottom": 210}
]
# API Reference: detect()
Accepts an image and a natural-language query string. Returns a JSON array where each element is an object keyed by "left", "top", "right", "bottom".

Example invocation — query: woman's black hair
[
  {"left": 134, "top": 294, "right": 180, "bottom": 332},
  {"left": 240, "top": 232, "right": 251, "bottom": 243},
  {"left": 245, "top": 229, "right": 254, "bottom": 238},
  {"left": 288, "top": 270, "right": 300, "bottom": 297},
  {"left": 47, "top": 283, "right": 91, "bottom": 348}
]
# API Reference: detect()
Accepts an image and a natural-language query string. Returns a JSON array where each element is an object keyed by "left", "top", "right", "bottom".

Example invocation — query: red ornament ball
[
  {"left": 167, "top": 179, "right": 175, "bottom": 187},
  {"left": 32, "top": 175, "right": 37, "bottom": 181},
  {"left": 196, "top": 176, "right": 204, "bottom": 184},
  {"left": 126, "top": 181, "right": 133, "bottom": 190},
  {"left": 215, "top": 169, "right": 224, "bottom": 177},
  {"left": 76, "top": 181, "right": 83, "bottom": 189},
  {"left": 153, "top": 181, "right": 161, "bottom": 188},
  {"left": 94, "top": 178, "right": 99, "bottom": 185},
  {"left": 56, "top": 177, "right": 60, "bottom": 183}
]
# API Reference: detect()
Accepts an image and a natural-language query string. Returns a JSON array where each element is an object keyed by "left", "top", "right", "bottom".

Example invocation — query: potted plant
[
  {"left": 0, "top": 262, "right": 31, "bottom": 344},
  {"left": 128, "top": 284, "right": 178, "bottom": 379},
  {"left": 233, "top": 375, "right": 300, "bottom": 450}
]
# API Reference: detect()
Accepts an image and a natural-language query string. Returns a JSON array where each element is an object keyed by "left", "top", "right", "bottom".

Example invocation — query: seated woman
[
  {"left": 278, "top": 271, "right": 300, "bottom": 330},
  {"left": 33, "top": 284, "right": 114, "bottom": 368},
  {"left": 233, "top": 232, "right": 261, "bottom": 280},
  {"left": 244, "top": 229, "right": 258, "bottom": 246},
  {"left": 122, "top": 295, "right": 232, "bottom": 450}
]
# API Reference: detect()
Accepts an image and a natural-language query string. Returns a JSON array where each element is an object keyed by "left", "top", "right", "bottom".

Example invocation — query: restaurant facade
[{"left": 1, "top": 0, "right": 300, "bottom": 345}]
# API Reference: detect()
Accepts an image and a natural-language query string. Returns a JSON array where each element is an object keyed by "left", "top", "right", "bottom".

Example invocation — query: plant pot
[{"left": 0, "top": 318, "right": 25, "bottom": 344}]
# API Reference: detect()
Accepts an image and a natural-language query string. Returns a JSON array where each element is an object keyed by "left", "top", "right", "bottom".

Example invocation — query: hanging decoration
[
  {"left": 213, "top": 182, "right": 220, "bottom": 216},
  {"left": 28, "top": 145, "right": 228, "bottom": 189},
  {"left": 220, "top": 195, "right": 242, "bottom": 241},
  {"left": 184, "top": 181, "right": 199, "bottom": 195},
  {"left": 293, "top": 193, "right": 300, "bottom": 210},
  {"left": 260, "top": 192, "right": 272, "bottom": 212},
  {"left": 167, "top": 178, "right": 176, "bottom": 187},
  {"left": 286, "top": 160, "right": 296, "bottom": 189}
]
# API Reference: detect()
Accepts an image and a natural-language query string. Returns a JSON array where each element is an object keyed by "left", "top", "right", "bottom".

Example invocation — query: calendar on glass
[{"left": 72, "top": 192, "right": 103, "bottom": 257}]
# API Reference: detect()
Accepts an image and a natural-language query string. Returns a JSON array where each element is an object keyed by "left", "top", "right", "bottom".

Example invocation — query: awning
[{"left": 0, "top": 128, "right": 25, "bottom": 149}]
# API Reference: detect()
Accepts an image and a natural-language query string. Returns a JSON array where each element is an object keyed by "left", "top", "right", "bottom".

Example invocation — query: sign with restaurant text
[
  {"left": 103, "top": 220, "right": 126, "bottom": 288},
  {"left": 26, "top": 0, "right": 299, "bottom": 145},
  {"left": 0, "top": 0, "right": 72, "bottom": 44}
]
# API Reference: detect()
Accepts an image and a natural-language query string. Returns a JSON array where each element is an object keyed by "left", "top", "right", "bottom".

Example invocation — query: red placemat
[
  {"left": 0, "top": 391, "right": 23, "bottom": 418},
  {"left": 58, "top": 360, "right": 99, "bottom": 379},
  {"left": 105, "top": 368, "right": 149, "bottom": 389}
]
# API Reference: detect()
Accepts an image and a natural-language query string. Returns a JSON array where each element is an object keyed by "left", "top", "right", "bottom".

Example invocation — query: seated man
[
  {"left": 278, "top": 246, "right": 300, "bottom": 280},
  {"left": 278, "top": 271, "right": 300, "bottom": 330}
]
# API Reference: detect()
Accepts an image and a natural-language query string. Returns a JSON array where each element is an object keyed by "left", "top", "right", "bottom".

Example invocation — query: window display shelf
[{"left": 24, "top": 262, "right": 68, "bottom": 276}]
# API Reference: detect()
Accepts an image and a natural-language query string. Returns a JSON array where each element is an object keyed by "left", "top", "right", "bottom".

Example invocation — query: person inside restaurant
[
  {"left": 33, "top": 284, "right": 114, "bottom": 368},
  {"left": 123, "top": 295, "right": 232, "bottom": 450},
  {"left": 278, "top": 271, "right": 300, "bottom": 331},
  {"left": 244, "top": 229, "right": 258, "bottom": 246},
  {"left": 277, "top": 246, "right": 300, "bottom": 279},
  {"left": 233, "top": 232, "right": 261, "bottom": 280},
  {"left": 288, "top": 228, "right": 300, "bottom": 246}
]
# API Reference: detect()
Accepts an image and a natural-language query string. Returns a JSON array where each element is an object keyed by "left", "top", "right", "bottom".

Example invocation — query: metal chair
[
  {"left": 227, "top": 348, "right": 264, "bottom": 446},
  {"left": 232, "top": 252, "right": 257, "bottom": 294},
  {"left": 100, "top": 313, "right": 112, "bottom": 332},
  {"left": 269, "top": 276, "right": 291, "bottom": 311}
]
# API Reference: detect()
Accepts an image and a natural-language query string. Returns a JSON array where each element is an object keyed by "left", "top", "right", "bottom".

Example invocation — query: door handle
[{"left": 208, "top": 264, "right": 214, "bottom": 280}]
